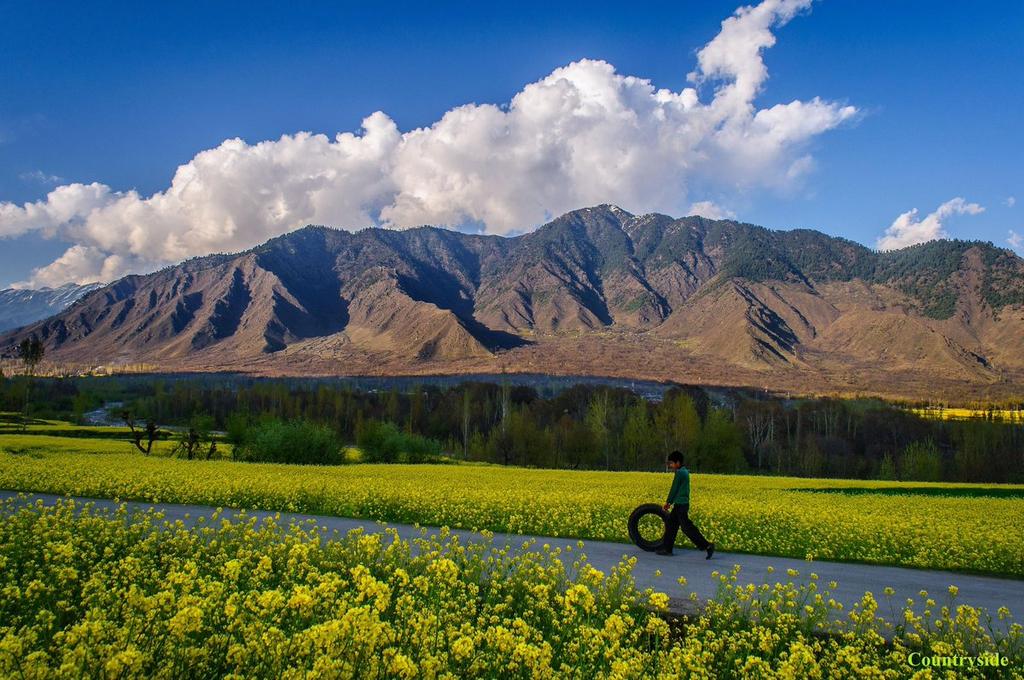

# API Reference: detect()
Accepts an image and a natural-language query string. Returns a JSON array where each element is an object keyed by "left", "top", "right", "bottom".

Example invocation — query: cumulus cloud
[
  {"left": 1008, "top": 230, "right": 1023, "bottom": 253},
  {"left": 0, "top": 0, "right": 857, "bottom": 286},
  {"left": 1006, "top": 196, "right": 1017, "bottom": 208},
  {"left": 688, "top": 200, "right": 737, "bottom": 220},
  {"left": 875, "top": 198, "right": 985, "bottom": 251},
  {"left": 13, "top": 245, "right": 134, "bottom": 289}
]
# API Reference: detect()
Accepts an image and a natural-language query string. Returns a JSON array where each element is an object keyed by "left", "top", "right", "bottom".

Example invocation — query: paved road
[{"left": 3, "top": 490, "right": 1021, "bottom": 624}]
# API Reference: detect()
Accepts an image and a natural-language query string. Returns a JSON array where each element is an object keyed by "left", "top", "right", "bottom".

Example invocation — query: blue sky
[{"left": 1, "top": 0, "right": 1021, "bottom": 287}]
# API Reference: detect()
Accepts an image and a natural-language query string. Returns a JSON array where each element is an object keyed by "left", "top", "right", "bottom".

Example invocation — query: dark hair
[{"left": 666, "top": 450, "right": 684, "bottom": 464}]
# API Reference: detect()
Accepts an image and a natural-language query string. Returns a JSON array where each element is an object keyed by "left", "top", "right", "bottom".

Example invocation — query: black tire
[{"left": 627, "top": 503, "right": 669, "bottom": 552}]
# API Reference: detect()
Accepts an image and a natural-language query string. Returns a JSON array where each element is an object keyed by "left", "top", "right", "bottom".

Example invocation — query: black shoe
[
  {"left": 655, "top": 548, "right": 674, "bottom": 556},
  {"left": 706, "top": 543, "right": 715, "bottom": 560}
]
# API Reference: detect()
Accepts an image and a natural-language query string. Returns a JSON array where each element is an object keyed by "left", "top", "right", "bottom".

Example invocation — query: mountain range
[
  {"left": 0, "top": 283, "right": 104, "bottom": 333},
  {"left": 3, "top": 205, "right": 1023, "bottom": 401}
]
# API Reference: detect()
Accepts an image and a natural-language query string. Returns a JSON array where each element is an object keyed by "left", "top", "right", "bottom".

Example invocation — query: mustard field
[
  {"left": 2, "top": 440, "right": 1022, "bottom": 578},
  {"left": 0, "top": 418, "right": 234, "bottom": 458},
  {"left": 908, "top": 407, "right": 1024, "bottom": 423},
  {"left": 1, "top": 498, "right": 1020, "bottom": 678}
]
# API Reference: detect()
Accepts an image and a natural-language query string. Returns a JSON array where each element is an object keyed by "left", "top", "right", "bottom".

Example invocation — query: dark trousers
[{"left": 664, "top": 504, "right": 710, "bottom": 551}]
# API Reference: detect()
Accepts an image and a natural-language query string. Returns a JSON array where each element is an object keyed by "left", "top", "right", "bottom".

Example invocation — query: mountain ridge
[
  {"left": 0, "top": 282, "right": 105, "bottom": 333},
  {"left": 3, "top": 205, "right": 1023, "bottom": 401}
]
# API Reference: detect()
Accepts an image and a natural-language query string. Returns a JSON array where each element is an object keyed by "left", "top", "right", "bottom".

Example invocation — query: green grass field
[{"left": 2, "top": 422, "right": 1023, "bottom": 579}]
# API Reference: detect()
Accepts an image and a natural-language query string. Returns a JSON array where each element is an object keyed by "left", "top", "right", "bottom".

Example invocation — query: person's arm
[{"left": 664, "top": 470, "right": 682, "bottom": 508}]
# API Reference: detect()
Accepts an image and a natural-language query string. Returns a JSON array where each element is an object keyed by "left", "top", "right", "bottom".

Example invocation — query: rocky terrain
[{"left": 4, "top": 205, "right": 1023, "bottom": 401}]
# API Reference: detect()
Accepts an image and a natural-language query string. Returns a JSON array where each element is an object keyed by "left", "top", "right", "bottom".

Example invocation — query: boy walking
[{"left": 657, "top": 450, "right": 714, "bottom": 558}]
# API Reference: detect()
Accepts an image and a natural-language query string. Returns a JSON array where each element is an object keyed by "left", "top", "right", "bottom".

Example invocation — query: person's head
[{"left": 666, "top": 450, "right": 684, "bottom": 470}]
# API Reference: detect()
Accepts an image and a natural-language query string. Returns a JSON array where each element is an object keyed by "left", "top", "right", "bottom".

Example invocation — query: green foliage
[
  {"left": 4, "top": 376, "right": 1024, "bottom": 482},
  {"left": 584, "top": 391, "right": 611, "bottom": 468},
  {"left": 498, "top": 407, "right": 552, "bottom": 468},
  {"left": 696, "top": 408, "right": 747, "bottom": 473},
  {"left": 17, "top": 337, "right": 44, "bottom": 372},
  {"left": 17, "top": 337, "right": 45, "bottom": 431},
  {"left": 715, "top": 227, "right": 1024, "bottom": 319},
  {"left": 713, "top": 223, "right": 806, "bottom": 284},
  {"left": 356, "top": 419, "right": 441, "bottom": 464},
  {"left": 980, "top": 247, "right": 1024, "bottom": 310},
  {"left": 225, "top": 411, "right": 250, "bottom": 448},
  {"left": 170, "top": 414, "right": 219, "bottom": 460},
  {"left": 654, "top": 392, "right": 701, "bottom": 453},
  {"left": 899, "top": 439, "right": 943, "bottom": 482},
  {"left": 952, "top": 421, "right": 1003, "bottom": 483},
  {"left": 621, "top": 402, "right": 659, "bottom": 470},
  {"left": 878, "top": 454, "right": 896, "bottom": 481},
  {"left": 872, "top": 240, "right": 972, "bottom": 319},
  {"left": 777, "top": 229, "right": 876, "bottom": 281},
  {"left": 621, "top": 295, "right": 650, "bottom": 312},
  {"left": 235, "top": 419, "right": 342, "bottom": 465}
]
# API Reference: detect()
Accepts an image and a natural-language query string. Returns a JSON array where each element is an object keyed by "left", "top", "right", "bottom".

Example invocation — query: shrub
[
  {"left": 234, "top": 418, "right": 342, "bottom": 465},
  {"left": 225, "top": 411, "right": 250, "bottom": 448},
  {"left": 899, "top": 439, "right": 943, "bottom": 482},
  {"left": 356, "top": 419, "right": 442, "bottom": 463}
]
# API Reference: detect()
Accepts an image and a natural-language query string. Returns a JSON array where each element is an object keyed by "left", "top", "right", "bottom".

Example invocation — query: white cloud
[
  {"left": 0, "top": 0, "right": 857, "bottom": 286},
  {"left": 1006, "top": 196, "right": 1017, "bottom": 208},
  {"left": 687, "top": 200, "right": 736, "bottom": 220},
  {"left": 875, "top": 198, "right": 985, "bottom": 251},
  {"left": 1008, "top": 230, "right": 1024, "bottom": 253},
  {"left": 12, "top": 245, "right": 128, "bottom": 289},
  {"left": 19, "top": 170, "right": 63, "bottom": 185}
]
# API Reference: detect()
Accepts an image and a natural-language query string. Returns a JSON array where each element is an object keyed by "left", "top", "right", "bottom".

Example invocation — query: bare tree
[
  {"left": 171, "top": 416, "right": 216, "bottom": 460},
  {"left": 122, "top": 410, "right": 160, "bottom": 455},
  {"left": 498, "top": 381, "right": 511, "bottom": 433},
  {"left": 745, "top": 409, "right": 775, "bottom": 471}
]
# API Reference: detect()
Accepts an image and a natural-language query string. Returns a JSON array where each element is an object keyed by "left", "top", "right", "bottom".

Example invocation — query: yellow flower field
[
  {"left": 908, "top": 407, "right": 1024, "bottom": 423},
  {"left": 1, "top": 498, "right": 1021, "bottom": 679},
  {"left": 0, "top": 434, "right": 189, "bottom": 457},
  {"left": 1, "top": 445, "right": 1022, "bottom": 578}
]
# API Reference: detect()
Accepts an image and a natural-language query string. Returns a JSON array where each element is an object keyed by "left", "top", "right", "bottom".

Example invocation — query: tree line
[{"left": 2, "top": 375, "right": 1022, "bottom": 483}]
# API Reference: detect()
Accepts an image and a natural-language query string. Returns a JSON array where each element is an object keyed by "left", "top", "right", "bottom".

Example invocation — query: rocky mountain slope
[
  {"left": 3, "top": 206, "right": 1023, "bottom": 400},
  {"left": 0, "top": 282, "right": 104, "bottom": 332}
]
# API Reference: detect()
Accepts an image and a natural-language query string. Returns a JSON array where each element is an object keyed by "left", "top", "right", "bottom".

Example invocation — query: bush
[
  {"left": 225, "top": 411, "right": 250, "bottom": 448},
  {"left": 899, "top": 439, "right": 943, "bottom": 481},
  {"left": 356, "top": 419, "right": 442, "bottom": 463},
  {"left": 234, "top": 419, "right": 342, "bottom": 465},
  {"left": 878, "top": 453, "right": 896, "bottom": 480}
]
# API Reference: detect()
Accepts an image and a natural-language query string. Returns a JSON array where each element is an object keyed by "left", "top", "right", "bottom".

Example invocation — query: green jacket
[{"left": 666, "top": 467, "right": 690, "bottom": 505}]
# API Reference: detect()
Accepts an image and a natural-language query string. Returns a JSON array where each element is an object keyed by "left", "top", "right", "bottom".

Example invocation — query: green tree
[
  {"left": 900, "top": 439, "right": 942, "bottom": 482},
  {"left": 357, "top": 419, "right": 441, "bottom": 464},
  {"left": 17, "top": 337, "right": 44, "bottom": 432},
  {"left": 953, "top": 422, "right": 995, "bottom": 483},
  {"left": 237, "top": 419, "right": 342, "bottom": 465},
  {"left": 799, "top": 436, "right": 825, "bottom": 478},
  {"left": 461, "top": 388, "right": 472, "bottom": 460},
  {"left": 655, "top": 393, "right": 701, "bottom": 454},
  {"left": 585, "top": 390, "right": 611, "bottom": 469},
  {"left": 697, "top": 408, "right": 746, "bottom": 473},
  {"left": 622, "top": 401, "right": 658, "bottom": 470},
  {"left": 71, "top": 392, "right": 93, "bottom": 425},
  {"left": 878, "top": 453, "right": 896, "bottom": 480},
  {"left": 385, "top": 388, "right": 401, "bottom": 423},
  {"left": 508, "top": 407, "right": 551, "bottom": 467},
  {"left": 225, "top": 411, "right": 250, "bottom": 448}
]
